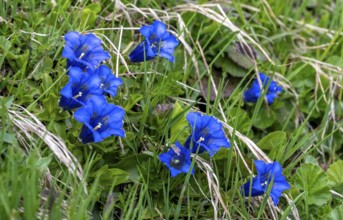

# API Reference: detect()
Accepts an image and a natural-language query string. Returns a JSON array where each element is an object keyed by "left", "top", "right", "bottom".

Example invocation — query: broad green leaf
[
  {"left": 113, "top": 154, "right": 152, "bottom": 182},
  {"left": 227, "top": 42, "right": 256, "bottom": 70},
  {"left": 35, "top": 156, "right": 52, "bottom": 172},
  {"left": 325, "top": 204, "right": 343, "bottom": 220},
  {"left": 42, "top": 93, "right": 58, "bottom": 114},
  {"left": 304, "top": 155, "right": 319, "bottom": 166},
  {"left": 92, "top": 165, "right": 129, "bottom": 188},
  {"left": 32, "top": 57, "right": 53, "bottom": 80},
  {"left": 170, "top": 101, "right": 190, "bottom": 143},
  {"left": 6, "top": 50, "right": 29, "bottom": 73},
  {"left": 0, "top": 36, "right": 11, "bottom": 51},
  {"left": 4, "top": 95, "right": 14, "bottom": 109},
  {"left": 0, "top": 132, "right": 18, "bottom": 144},
  {"left": 221, "top": 57, "right": 248, "bottom": 77},
  {"left": 80, "top": 3, "right": 101, "bottom": 28},
  {"left": 51, "top": 122, "right": 67, "bottom": 141},
  {"left": 253, "top": 108, "right": 276, "bottom": 129},
  {"left": 0, "top": 36, "right": 12, "bottom": 68},
  {"left": 227, "top": 107, "right": 251, "bottom": 133},
  {"left": 326, "top": 56, "right": 343, "bottom": 68},
  {"left": 294, "top": 163, "right": 331, "bottom": 206},
  {"left": 257, "top": 131, "right": 287, "bottom": 160},
  {"left": 327, "top": 160, "right": 343, "bottom": 187},
  {"left": 257, "top": 131, "right": 287, "bottom": 150}
]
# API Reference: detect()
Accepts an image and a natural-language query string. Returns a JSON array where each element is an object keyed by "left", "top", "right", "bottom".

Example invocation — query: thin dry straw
[
  {"left": 193, "top": 155, "right": 231, "bottom": 220},
  {"left": 8, "top": 104, "right": 86, "bottom": 193},
  {"left": 170, "top": 4, "right": 274, "bottom": 65}
]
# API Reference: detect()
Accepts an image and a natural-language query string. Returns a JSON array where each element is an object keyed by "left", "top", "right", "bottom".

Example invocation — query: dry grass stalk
[
  {"left": 193, "top": 155, "right": 231, "bottom": 220},
  {"left": 171, "top": 3, "right": 274, "bottom": 65},
  {"left": 8, "top": 104, "right": 86, "bottom": 193}
]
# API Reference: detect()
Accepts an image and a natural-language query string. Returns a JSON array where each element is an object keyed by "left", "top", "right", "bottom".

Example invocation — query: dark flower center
[
  {"left": 89, "top": 114, "right": 110, "bottom": 133},
  {"left": 75, "top": 45, "right": 89, "bottom": 58},
  {"left": 72, "top": 84, "right": 90, "bottom": 102},
  {"left": 150, "top": 34, "right": 157, "bottom": 40},
  {"left": 260, "top": 172, "right": 273, "bottom": 190},
  {"left": 196, "top": 127, "right": 210, "bottom": 144},
  {"left": 170, "top": 155, "right": 185, "bottom": 169}
]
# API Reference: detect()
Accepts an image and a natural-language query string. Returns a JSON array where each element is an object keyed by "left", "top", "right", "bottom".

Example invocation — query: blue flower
[
  {"left": 129, "top": 20, "right": 179, "bottom": 63},
  {"left": 158, "top": 142, "right": 194, "bottom": 177},
  {"left": 243, "top": 73, "right": 283, "bottom": 104},
  {"left": 241, "top": 160, "right": 291, "bottom": 206},
  {"left": 94, "top": 65, "right": 123, "bottom": 97},
  {"left": 59, "top": 67, "right": 102, "bottom": 110},
  {"left": 62, "top": 31, "right": 110, "bottom": 70},
  {"left": 185, "top": 112, "right": 230, "bottom": 157},
  {"left": 74, "top": 96, "right": 125, "bottom": 144}
]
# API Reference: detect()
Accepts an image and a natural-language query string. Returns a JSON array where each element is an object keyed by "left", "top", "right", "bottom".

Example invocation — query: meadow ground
[{"left": 0, "top": 0, "right": 343, "bottom": 219}]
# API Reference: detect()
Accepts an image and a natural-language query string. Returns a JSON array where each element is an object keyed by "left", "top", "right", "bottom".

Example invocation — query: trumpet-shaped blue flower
[
  {"left": 243, "top": 73, "right": 283, "bottom": 104},
  {"left": 158, "top": 142, "right": 194, "bottom": 177},
  {"left": 94, "top": 65, "right": 123, "bottom": 97},
  {"left": 59, "top": 67, "right": 102, "bottom": 110},
  {"left": 62, "top": 32, "right": 110, "bottom": 70},
  {"left": 74, "top": 96, "right": 125, "bottom": 144},
  {"left": 129, "top": 20, "right": 179, "bottom": 63},
  {"left": 185, "top": 112, "right": 230, "bottom": 157},
  {"left": 241, "top": 160, "right": 290, "bottom": 206}
]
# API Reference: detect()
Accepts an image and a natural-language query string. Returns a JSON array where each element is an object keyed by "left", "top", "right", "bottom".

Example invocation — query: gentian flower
[
  {"left": 158, "top": 142, "right": 194, "bottom": 177},
  {"left": 94, "top": 65, "right": 123, "bottom": 97},
  {"left": 62, "top": 31, "right": 110, "bottom": 70},
  {"left": 74, "top": 96, "right": 125, "bottom": 144},
  {"left": 185, "top": 112, "right": 230, "bottom": 157},
  {"left": 243, "top": 73, "right": 283, "bottom": 104},
  {"left": 59, "top": 67, "right": 102, "bottom": 110},
  {"left": 241, "top": 160, "right": 291, "bottom": 206},
  {"left": 128, "top": 20, "right": 179, "bottom": 63}
]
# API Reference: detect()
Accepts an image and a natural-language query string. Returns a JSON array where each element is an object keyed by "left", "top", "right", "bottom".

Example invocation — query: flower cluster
[
  {"left": 241, "top": 160, "right": 290, "bottom": 205},
  {"left": 244, "top": 72, "right": 283, "bottom": 104},
  {"left": 129, "top": 20, "right": 179, "bottom": 63},
  {"left": 158, "top": 112, "right": 290, "bottom": 206},
  {"left": 57, "top": 22, "right": 290, "bottom": 208},
  {"left": 59, "top": 32, "right": 125, "bottom": 144},
  {"left": 159, "top": 112, "right": 230, "bottom": 177}
]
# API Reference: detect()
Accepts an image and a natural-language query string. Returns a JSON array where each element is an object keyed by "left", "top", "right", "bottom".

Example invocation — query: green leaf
[
  {"left": 42, "top": 93, "right": 58, "bottom": 114},
  {"left": 219, "top": 57, "right": 248, "bottom": 77},
  {"left": 325, "top": 204, "right": 343, "bottom": 220},
  {"left": 170, "top": 101, "right": 190, "bottom": 143},
  {"left": 227, "top": 107, "right": 251, "bottom": 133},
  {"left": 257, "top": 131, "right": 287, "bottom": 160},
  {"left": 294, "top": 163, "right": 331, "bottom": 206},
  {"left": 4, "top": 96, "right": 14, "bottom": 109},
  {"left": 0, "top": 132, "right": 18, "bottom": 144},
  {"left": 6, "top": 50, "right": 29, "bottom": 73},
  {"left": 0, "top": 36, "right": 11, "bottom": 51},
  {"left": 326, "top": 56, "right": 343, "bottom": 68},
  {"left": 35, "top": 156, "right": 52, "bottom": 172},
  {"left": 32, "top": 57, "right": 53, "bottom": 80},
  {"left": 123, "top": 94, "right": 143, "bottom": 111},
  {"left": 92, "top": 165, "right": 129, "bottom": 188},
  {"left": 327, "top": 160, "right": 343, "bottom": 187},
  {"left": 227, "top": 42, "right": 256, "bottom": 70},
  {"left": 113, "top": 154, "right": 152, "bottom": 182},
  {"left": 0, "top": 36, "right": 11, "bottom": 68},
  {"left": 257, "top": 131, "right": 287, "bottom": 150},
  {"left": 80, "top": 3, "right": 101, "bottom": 28},
  {"left": 252, "top": 108, "right": 276, "bottom": 129}
]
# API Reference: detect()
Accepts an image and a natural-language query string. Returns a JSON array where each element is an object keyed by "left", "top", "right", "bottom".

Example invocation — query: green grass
[{"left": 1, "top": 0, "right": 343, "bottom": 219}]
